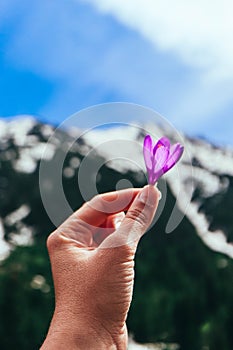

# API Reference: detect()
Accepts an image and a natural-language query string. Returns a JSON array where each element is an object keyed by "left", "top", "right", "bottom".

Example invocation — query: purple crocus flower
[{"left": 143, "top": 135, "right": 184, "bottom": 185}]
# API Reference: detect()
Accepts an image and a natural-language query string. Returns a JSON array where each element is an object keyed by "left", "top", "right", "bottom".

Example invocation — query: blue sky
[{"left": 0, "top": 0, "right": 233, "bottom": 147}]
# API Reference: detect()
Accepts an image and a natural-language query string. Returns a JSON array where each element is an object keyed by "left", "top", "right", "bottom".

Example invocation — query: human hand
[{"left": 41, "top": 185, "right": 161, "bottom": 350}]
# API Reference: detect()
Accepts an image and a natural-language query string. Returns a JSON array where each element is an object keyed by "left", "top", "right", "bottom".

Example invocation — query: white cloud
[
  {"left": 81, "top": 0, "right": 233, "bottom": 145},
  {"left": 85, "top": 0, "right": 233, "bottom": 80},
  {"left": 2, "top": 0, "right": 233, "bottom": 146}
]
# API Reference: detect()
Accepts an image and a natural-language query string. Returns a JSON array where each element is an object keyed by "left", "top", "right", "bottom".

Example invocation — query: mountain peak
[{"left": 0, "top": 117, "right": 233, "bottom": 260}]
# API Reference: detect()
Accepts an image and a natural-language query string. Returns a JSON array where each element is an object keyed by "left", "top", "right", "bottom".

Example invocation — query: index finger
[{"left": 70, "top": 187, "right": 141, "bottom": 227}]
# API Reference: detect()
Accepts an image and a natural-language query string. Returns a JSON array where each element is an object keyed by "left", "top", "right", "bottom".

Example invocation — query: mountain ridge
[
  {"left": 0, "top": 116, "right": 233, "bottom": 259},
  {"left": 1, "top": 116, "right": 233, "bottom": 349}
]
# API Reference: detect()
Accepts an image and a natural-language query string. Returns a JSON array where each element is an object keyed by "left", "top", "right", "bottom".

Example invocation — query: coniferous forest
[{"left": 0, "top": 121, "right": 233, "bottom": 350}]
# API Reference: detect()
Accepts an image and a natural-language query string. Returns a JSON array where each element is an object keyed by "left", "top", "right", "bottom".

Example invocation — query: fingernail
[
  {"left": 138, "top": 185, "right": 155, "bottom": 207},
  {"left": 150, "top": 184, "right": 162, "bottom": 201},
  {"left": 138, "top": 185, "right": 162, "bottom": 206}
]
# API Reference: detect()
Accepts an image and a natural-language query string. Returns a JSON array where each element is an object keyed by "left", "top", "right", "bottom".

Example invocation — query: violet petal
[
  {"left": 143, "top": 134, "right": 184, "bottom": 185},
  {"left": 153, "top": 136, "right": 170, "bottom": 155},
  {"left": 143, "top": 135, "right": 153, "bottom": 170},
  {"left": 147, "top": 168, "right": 155, "bottom": 184},
  {"left": 150, "top": 146, "right": 169, "bottom": 184},
  {"left": 153, "top": 146, "right": 169, "bottom": 172},
  {"left": 163, "top": 143, "right": 184, "bottom": 172}
]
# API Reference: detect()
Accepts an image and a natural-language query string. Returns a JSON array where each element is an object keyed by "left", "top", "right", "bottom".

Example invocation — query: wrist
[{"left": 41, "top": 310, "right": 128, "bottom": 350}]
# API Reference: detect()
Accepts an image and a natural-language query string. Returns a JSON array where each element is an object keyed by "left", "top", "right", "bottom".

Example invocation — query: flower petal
[
  {"left": 153, "top": 136, "right": 170, "bottom": 155},
  {"left": 143, "top": 135, "right": 184, "bottom": 185},
  {"left": 154, "top": 146, "right": 169, "bottom": 170},
  {"left": 150, "top": 146, "right": 169, "bottom": 184},
  {"left": 144, "top": 134, "right": 153, "bottom": 151},
  {"left": 143, "top": 135, "right": 153, "bottom": 169},
  {"left": 147, "top": 167, "right": 155, "bottom": 184},
  {"left": 164, "top": 143, "right": 184, "bottom": 172}
]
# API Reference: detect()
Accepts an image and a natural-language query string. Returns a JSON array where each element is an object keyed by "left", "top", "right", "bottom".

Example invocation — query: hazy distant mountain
[
  {"left": 1, "top": 116, "right": 233, "bottom": 350},
  {"left": 0, "top": 116, "right": 232, "bottom": 259}
]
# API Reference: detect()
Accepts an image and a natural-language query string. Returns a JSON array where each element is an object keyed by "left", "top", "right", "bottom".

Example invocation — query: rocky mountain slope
[
  {"left": 0, "top": 116, "right": 232, "bottom": 259},
  {"left": 0, "top": 116, "right": 233, "bottom": 350}
]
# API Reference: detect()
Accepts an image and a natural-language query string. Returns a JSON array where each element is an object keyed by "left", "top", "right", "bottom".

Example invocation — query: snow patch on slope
[
  {"left": 1, "top": 117, "right": 233, "bottom": 259},
  {"left": 82, "top": 123, "right": 233, "bottom": 258}
]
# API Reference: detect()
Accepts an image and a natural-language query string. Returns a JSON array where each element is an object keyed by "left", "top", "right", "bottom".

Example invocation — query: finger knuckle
[
  {"left": 81, "top": 195, "right": 102, "bottom": 212},
  {"left": 127, "top": 207, "right": 148, "bottom": 228},
  {"left": 46, "top": 231, "right": 63, "bottom": 253}
]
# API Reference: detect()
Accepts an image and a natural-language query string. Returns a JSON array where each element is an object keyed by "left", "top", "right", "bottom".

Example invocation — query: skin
[{"left": 40, "top": 185, "right": 161, "bottom": 350}]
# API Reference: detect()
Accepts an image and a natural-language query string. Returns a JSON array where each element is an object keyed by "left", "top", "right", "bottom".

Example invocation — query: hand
[{"left": 41, "top": 185, "right": 161, "bottom": 350}]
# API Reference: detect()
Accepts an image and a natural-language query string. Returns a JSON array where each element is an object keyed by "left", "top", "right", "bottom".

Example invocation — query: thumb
[{"left": 100, "top": 185, "right": 161, "bottom": 249}]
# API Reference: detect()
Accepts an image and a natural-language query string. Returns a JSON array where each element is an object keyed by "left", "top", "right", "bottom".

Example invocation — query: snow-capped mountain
[
  {"left": 0, "top": 116, "right": 233, "bottom": 260},
  {"left": 82, "top": 122, "right": 233, "bottom": 258},
  {"left": 1, "top": 116, "right": 233, "bottom": 350}
]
